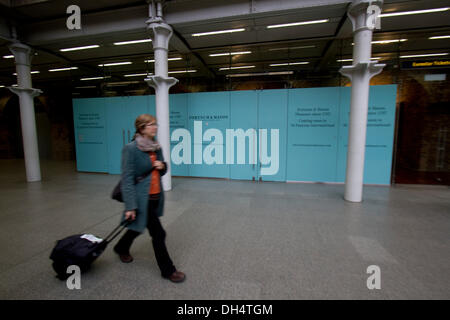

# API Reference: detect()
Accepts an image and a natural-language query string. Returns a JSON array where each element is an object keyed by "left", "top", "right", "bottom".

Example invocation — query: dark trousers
[{"left": 114, "top": 198, "right": 176, "bottom": 278}]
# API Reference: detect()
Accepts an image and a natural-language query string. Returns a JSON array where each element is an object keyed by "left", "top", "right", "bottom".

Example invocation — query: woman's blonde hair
[{"left": 134, "top": 114, "right": 156, "bottom": 138}]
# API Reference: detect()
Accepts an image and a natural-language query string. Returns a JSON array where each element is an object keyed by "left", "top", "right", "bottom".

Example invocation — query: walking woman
[{"left": 114, "top": 114, "right": 185, "bottom": 283}]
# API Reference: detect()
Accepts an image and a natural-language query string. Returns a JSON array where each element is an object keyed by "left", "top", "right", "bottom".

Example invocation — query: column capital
[
  {"left": 8, "top": 42, "right": 35, "bottom": 66},
  {"left": 8, "top": 87, "right": 42, "bottom": 97},
  {"left": 347, "top": 0, "right": 383, "bottom": 32},
  {"left": 339, "top": 61, "right": 385, "bottom": 80},
  {"left": 146, "top": 21, "right": 173, "bottom": 50},
  {"left": 145, "top": 75, "right": 178, "bottom": 89}
]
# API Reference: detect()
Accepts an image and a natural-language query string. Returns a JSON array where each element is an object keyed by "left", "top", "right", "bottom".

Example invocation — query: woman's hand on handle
[
  {"left": 125, "top": 210, "right": 136, "bottom": 221},
  {"left": 153, "top": 160, "right": 165, "bottom": 170}
]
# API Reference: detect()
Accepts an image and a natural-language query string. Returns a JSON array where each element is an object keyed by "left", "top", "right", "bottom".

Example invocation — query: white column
[
  {"left": 145, "top": 2, "right": 178, "bottom": 191},
  {"left": 8, "top": 42, "right": 43, "bottom": 182},
  {"left": 339, "top": 0, "right": 385, "bottom": 202}
]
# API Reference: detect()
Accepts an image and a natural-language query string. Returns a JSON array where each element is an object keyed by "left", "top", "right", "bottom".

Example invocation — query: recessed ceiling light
[
  {"left": 429, "top": 35, "right": 450, "bottom": 40},
  {"left": 80, "top": 76, "right": 110, "bottom": 81},
  {"left": 337, "top": 57, "right": 381, "bottom": 62},
  {"left": 352, "top": 39, "right": 407, "bottom": 45},
  {"left": 269, "top": 62, "right": 309, "bottom": 67},
  {"left": 400, "top": 53, "right": 449, "bottom": 59},
  {"left": 60, "top": 45, "right": 100, "bottom": 52},
  {"left": 219, "top": 65, "right": 255, "bottom": 71},
  {"left": 267, "top": 19, "right": 329, "bottom": 29},
  {"left": 113, "top": 39, "right": 152, "bottom": 45},
  {"left": 192, "top": 28, "right": 245, "bottom": 37},
  {"left": 226, "top": 71, "right": 294, "bottom": 77},
  {"left": 372, "top": 39, "right": 407, "bottom": 44},
  {"left": 13, "top": 71, "right": 40, "bottom": 75},
  {"left": 98, "top": 62, "right": 132, "bottom": 67},
  {"left": 168, "top": 70, "right": 197, "bottom": 74},
  {"left": 380, "top": 7, "right": 449, "bottom": 18},
  {"left": 124, "top": 73, "right": 153, "bottom": 77},
  {"left": 49, "top": 67, "right": 78, "bottom": 72},
  {"left": 144, "top": 57, "right": 182, "bottom": 63},
  {"left": 209, "top": 51, "right": 251, "bottom": 57}
]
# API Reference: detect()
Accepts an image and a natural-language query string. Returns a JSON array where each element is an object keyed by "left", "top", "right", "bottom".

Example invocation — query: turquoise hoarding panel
[
  {"left": 258, "top": 89, "right": 288, "bottom": 182},
  {"left": 337, "top": 85, "right": 397, "bottom": 184},
  {"left": 73, "top": 86, "right": 396, "bottom": 183},
  {"left": 287, "top": 87, "right": 340, "bottom": 182},
  {"left": 170, "top": 93, "right": 189, "bottom": 176},
  {"left": 105, "top": 97, "right": 126, "bottom": 174},
  {"left": 230, "top": 90, "right": 258, "bottom": 181},
  {"left": 123, "top": 95, "right": 149, "bottom": 143},
  {"left": 187, "top": 91, "right": 230, "bottom": 178},
  {"left": 148, "top": 94, "right": 156, "bottom": 116},
  {"left": 73, "top": 98, "right": 108, "bottom": 173},
  {"left": 336, "top": 87, "right": 351, "bottom": 183},
  {"left": 104, "top": 96, "right": 149, "bottom": 174}
]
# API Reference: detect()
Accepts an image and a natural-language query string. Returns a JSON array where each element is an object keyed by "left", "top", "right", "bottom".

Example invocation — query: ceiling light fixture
[
  {"left": 337, "top": 57, "right": 381, "bottom": 62},
  {"left": 379, "top": 7, "right": 450, "bottom": 18},
  {"left": 49, "top": 67, "right": 78, "bottom": 72},
  {"left": 113, "top": 39, "right": 152, "bottom": 45},
  {"left": 80, "top": 76, "right": 110, "bottom": 81},
  {"left": 352, "top": 39, "right": 407, "bottom": 45},
  {"left": 192, "top": 28, "right": 245, "bottom": 37},
  {"left": 3, "top": 55, "right": 14, "bottom": 59},
  {"left": 269, "top": 62, "right": 309, "bottom": 67},
  {"left": 168, "top": 70, "right": 197, "bottom": 74},
  {"left": 60, "top": 45, "right": 100, "bottom": 52},
  {"left": 13, "top": 71, "right": 40, "bottom": 75},
  {"left": 267, "top": 19, "right": 329, "bottom": 29},
  {"left": 144, "top": 57, "right": 182, "bottom": 63},
  {"left": 372, "top": 39, "right": 407, "bottom": 44},
  {"left": 209, "top": 51, "right": 251, "bottom": 57},
  {"left": 400, "top": 53, "right": 449, "bottom": 58},
  {"left": 226, "top": 71, "right": 294, "bottom": 77},
  {"left": 429, "top": 35, "right": 450, "bottom": 40},
  {"left": 99, "top": 62, "right": 132, "bottom": 67},
  {"left": 124, "top": 73, "right": 153, "bottom": 77},
  {"left": 219, "top": 65, "right": 255, "bottom": 71}
]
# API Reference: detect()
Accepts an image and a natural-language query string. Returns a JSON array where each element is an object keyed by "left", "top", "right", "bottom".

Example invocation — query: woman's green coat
[{"left": 120, "top": 140, "right": 167, "bottom": 233}]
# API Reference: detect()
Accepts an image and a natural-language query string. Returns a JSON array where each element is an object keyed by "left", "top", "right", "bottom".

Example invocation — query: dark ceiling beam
[
  {"left": 19, "top": 0, "right": 351, "bottom": 45},
  {"left": 171, "top": 28, "right": 216, "bottom": 78},
  {"left": 28, "top": 45, "right": 126, "bottom": 82},
  {"left": 315, "top": 2, "right": 352, "bottom": 72}
]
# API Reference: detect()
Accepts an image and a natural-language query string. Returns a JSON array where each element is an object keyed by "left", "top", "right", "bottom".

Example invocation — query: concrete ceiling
[{"left": 0, "top": 0, "right": 449, "bottom": 92}]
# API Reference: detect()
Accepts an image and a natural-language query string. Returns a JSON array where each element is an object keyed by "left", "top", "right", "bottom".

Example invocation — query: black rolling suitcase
[{"left": 50, "top": 220, "right": 130, "bottom": 280}]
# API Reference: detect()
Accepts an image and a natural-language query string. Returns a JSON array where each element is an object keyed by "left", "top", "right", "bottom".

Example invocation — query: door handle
[
  {"left": 122, "top": 129, "right": 125, "bottom": 146},
  {"left": 128, "top": 130, "right": 130, "bottom": 143}
]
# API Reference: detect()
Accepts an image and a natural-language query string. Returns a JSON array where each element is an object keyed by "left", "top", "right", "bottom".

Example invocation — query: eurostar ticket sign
[{"left": 401, "top": 60, "right": 450, "bottom": 69}]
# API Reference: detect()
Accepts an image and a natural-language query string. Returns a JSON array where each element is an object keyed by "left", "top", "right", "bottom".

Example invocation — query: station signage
[{"left": 401, "top": 60, "right": 450, "bottom": 69}]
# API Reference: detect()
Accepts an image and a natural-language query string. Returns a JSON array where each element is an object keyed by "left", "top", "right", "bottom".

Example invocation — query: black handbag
[{"left": 111, "top": 171, "right": 152, "bottom": 202}]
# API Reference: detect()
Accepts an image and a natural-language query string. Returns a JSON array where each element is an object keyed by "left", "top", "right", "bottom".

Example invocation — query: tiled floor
[{"left": 0, "top": 159, "right": 449, "bottom": 299}]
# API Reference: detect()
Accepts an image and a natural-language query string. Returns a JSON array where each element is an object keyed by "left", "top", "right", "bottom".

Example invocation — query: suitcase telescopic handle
[{"left": 103, "top": 219, "right": 132, "bottom": 244}]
